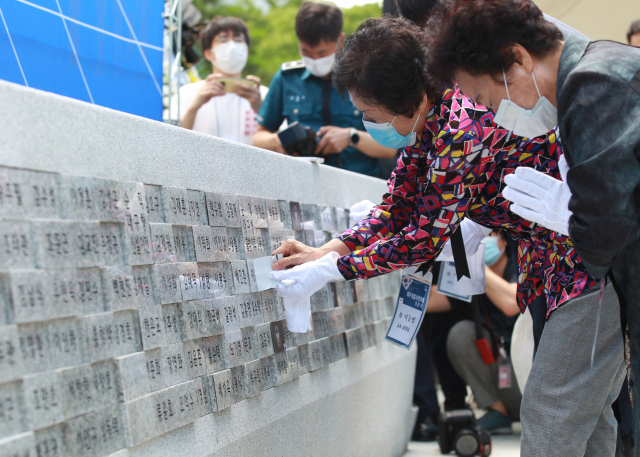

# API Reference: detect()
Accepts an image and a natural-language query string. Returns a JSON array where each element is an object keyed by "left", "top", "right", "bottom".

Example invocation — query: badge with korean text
[
  {"left": 386, "top": 267, "right": 432, "bottom": 350},
  {"left": 437, "top": 261, "right": 472, "bottom": 303}
]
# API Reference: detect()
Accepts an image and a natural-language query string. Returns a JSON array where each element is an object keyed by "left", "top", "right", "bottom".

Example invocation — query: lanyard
[
  {"left": 386, "top": 267, "right": 432, "bottom": 350},
  {"left": 591, "top": 277, "right": 607, "bottom": 368},
  {"left": 473, "top": 296, "right": 500, "bottom": 365},
  {"left": 321, "top": 79, "right": 332, "bottom": 126},
  {"left": 213, "top": 95, "right": 244, "bottom": 139}
]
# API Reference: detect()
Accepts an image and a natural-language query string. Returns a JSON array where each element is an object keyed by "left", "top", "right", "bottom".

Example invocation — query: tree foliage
[{"left": 191, "top": 0, "right": 381, "bottom": 86}]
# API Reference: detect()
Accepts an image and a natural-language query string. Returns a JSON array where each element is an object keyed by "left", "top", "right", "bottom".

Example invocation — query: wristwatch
[{"left": 349, "top": 128, "right": 360, "bottom": 147}]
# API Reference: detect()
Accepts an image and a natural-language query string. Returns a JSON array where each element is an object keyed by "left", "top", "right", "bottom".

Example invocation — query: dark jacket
[
  {"left": 557, "top": 34, "right": 640, "bottom": 443},
  {"left": 558, "top": 34, "right": 640, "bottom": 279}
]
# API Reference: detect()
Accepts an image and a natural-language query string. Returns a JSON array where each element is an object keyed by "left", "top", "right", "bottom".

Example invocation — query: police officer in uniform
[{"left": 252, "top": 1, "right": 396, "bottom": 177}]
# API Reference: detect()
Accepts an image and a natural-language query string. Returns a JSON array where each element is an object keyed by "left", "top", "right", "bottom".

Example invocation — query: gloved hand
[
  {"left": 269, "top": 251, "right": 343, "bottom": 299},
  {"left": 436, "top": 219, "right": 493, "bottom": 262},
  {"left": 282, "top": 296, "right": 313, "bottom": 333},
  {"left": 453, "top": 243, "right": 487, "bottom": 295},
  {"left": 349, "top": 200, "right": 376, "bottom": 227},
  {"left": 503, "top": 155, "right": 572, "bottom": 236}
]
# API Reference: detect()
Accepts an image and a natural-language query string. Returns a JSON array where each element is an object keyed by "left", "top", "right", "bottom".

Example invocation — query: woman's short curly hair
[
  {"left": 332, "top": 16, "right": 439, "bottom": 117},
  {"left": 425, "top": 0, "right": 563, "bottom": 92}
]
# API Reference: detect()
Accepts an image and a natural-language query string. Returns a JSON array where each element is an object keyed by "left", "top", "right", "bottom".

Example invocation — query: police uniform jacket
[{"left": 257, "top": 60, "right": 379, "bottom": 177}]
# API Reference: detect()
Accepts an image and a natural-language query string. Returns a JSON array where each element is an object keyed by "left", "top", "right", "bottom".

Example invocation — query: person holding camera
[
  {"left": 179, "top": 16, "right": 267, "bottom": 145},
  {"left": 252, "top": 1, "right": 396, "bottom": 177}
]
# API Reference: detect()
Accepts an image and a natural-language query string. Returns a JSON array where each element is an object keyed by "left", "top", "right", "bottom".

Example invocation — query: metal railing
[{"left": 163, "top": 0, "right": 182, "bottom": 126}]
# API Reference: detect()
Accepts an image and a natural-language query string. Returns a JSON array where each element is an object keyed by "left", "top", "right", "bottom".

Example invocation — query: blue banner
[{"left": 0, "top": 0, "right": 164, "bottom": 120}]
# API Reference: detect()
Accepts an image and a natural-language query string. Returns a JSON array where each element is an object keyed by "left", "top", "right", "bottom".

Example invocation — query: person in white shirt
[{"left": 180, "top": 16, "right": 268, "bottom": 144}]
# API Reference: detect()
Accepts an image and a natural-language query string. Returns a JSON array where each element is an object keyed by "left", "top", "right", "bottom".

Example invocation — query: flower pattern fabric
[{"left": 337, "top": 87, "right": 597, "bottom": 316}]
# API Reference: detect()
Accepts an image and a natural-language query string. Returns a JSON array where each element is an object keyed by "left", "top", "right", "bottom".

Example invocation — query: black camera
[
  {"left": 437, "top": 410, "right": 492, "bottom": 457},
  {"left": 277, "top": 121, "right": 321, "bottom": 156}
]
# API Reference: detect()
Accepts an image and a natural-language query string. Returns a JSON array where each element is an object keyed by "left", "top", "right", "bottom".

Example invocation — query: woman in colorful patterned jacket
[
  {"left": 269, "top": 17, "right": 623, "bottom": 456},
  {"left": 424, "top": 0, "right": 640, "bottom": 454}
]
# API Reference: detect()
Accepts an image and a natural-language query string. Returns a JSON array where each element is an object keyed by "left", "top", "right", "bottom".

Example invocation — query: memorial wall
[{"left": 0, "top": 80, "right": 417, "bottom": 457}]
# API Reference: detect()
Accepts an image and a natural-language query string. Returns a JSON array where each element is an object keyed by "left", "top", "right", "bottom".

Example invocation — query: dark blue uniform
[{"left": 257, "top": 60, "right": 379, "bottom": 177}]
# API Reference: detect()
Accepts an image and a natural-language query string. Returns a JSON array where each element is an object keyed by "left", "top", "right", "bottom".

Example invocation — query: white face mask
[
  {"left": 212, "top": 41, "right": 248, "bottom": 75},
  {"left": 493, "top": 70, "right": 558, "bottom": 138},
  {"left": 302, "top": 53, "right": 335, "bottom": 78}
]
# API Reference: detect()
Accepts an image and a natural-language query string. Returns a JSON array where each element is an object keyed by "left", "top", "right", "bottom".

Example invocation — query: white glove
[
  {"left": 349, "top": 199, "right": 376, "bottom": 227},
  {"left": 437, "top": 219, "right": 493, "bottom": 262},
  {"left": 503, "top": 155, "right": 572, "bottom": 236},
  {"left": 453, "top": 243, "right": 487, "bottom": 295},
  {"left": 282, "top": 296, "right": 313, "bottom": 333},
  {"left": 269, "top": 251, "right": 343, "bottom": 299}
]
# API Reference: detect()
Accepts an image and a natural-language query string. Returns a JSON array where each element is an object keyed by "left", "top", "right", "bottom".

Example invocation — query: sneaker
[
  {"left": 412, "top": 415, "right": 439, "bottom": 442},
  {"left": 477, "top": 409, "right": 513, "bottom": 435}
]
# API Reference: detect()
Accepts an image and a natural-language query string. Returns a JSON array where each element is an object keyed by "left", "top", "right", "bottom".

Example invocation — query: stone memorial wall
[{"left": 0, "top": 80, "right": 417, "bottom": 457}]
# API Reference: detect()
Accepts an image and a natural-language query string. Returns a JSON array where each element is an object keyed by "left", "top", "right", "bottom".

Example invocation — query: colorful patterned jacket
[{"left": 337, "top": 87, "right": 597, "bottom": 316}]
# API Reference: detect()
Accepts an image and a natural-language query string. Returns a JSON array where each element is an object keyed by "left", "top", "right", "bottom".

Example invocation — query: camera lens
[{"left": 454, "top": 429, "right": 479, "bottom": 456}]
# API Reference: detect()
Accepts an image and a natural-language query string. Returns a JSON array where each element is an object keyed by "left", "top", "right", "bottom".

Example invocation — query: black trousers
[
  {"left": 413, "top": 327, "right": 439, "bottom": 420},
  {"left": 413, "top": 311, "right": 468, "bottom": 420}
]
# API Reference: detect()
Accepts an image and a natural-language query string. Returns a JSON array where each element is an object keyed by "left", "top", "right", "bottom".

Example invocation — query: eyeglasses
[{"left": 213, "top": 35, "right": 246, "bottom": 45}]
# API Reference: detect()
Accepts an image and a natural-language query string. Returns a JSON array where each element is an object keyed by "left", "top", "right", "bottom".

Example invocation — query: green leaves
[{"left": 191, "top": 0, "right": 381, "bottom": 85}]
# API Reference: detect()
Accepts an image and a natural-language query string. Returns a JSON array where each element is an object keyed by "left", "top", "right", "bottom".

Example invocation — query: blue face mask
[
  {"left": 362, "top": 113, "right": 420, "bottom": 149},
  {"left": 483, "top": 236, "right": 505, "bottom": 267}
]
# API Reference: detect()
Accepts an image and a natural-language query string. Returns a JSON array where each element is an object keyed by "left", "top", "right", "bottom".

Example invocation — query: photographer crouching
[{"left": 252, "top": 1, "right": 397, "bottom": 177}]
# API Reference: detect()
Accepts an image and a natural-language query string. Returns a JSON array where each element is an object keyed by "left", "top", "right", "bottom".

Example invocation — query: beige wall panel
[{"left": 537, "top": 0, "right": 640, "bottom": 43}]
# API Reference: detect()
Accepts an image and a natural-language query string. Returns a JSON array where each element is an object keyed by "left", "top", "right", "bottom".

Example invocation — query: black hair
[
  {"left": 332, "top": 16, "right": 438, "bottom": 117},
  {"left": 425, "top": 0, "right": 563, "bottom": 92},
  {"left": 488, "top": 229, "right": 513, "bottom": 264},
  {"left": 295, "top": 2, "right": 343, "bottom": 47},
  {"left": 199, "top": 16, "right": 251, "bottom": 51},
  {"left": 395, "top": 0, "right": 438, "bottom": 27},
  {"left": 628, "top": 19, "right": 640, "bottom": 44}
]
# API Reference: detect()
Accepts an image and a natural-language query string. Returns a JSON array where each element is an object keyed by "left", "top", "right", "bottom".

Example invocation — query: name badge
[
  {"left": 386, "top": 267, "right": 432, "bottom": 350},
  {"left": 437, "top": 261, "right": 472, "bottom": 303},
  {"left": 498, "top": 346, "right": 512, "bottom": 389}
]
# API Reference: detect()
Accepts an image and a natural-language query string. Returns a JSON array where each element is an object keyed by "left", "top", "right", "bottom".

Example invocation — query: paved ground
[{"left": 402, "top": 422, "right": 522, "bottom": 457}]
